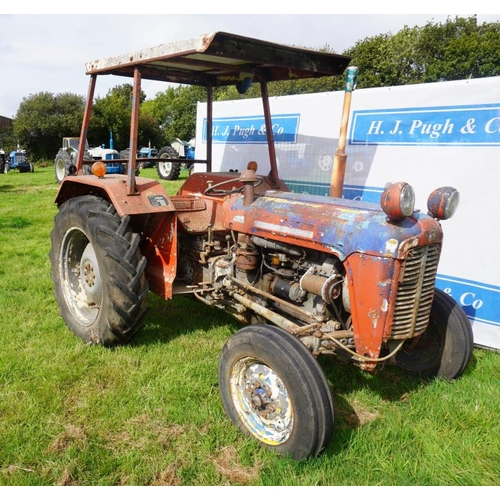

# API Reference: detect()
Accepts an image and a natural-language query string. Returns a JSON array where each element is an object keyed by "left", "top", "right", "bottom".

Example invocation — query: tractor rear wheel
[
  {"left": 219, "top": 324, "right": 334, "bottom": 460},
  {"left": 157, "top": 146, "right": 180, "bottom": 180},
  {"left": 55, "top": 150, "right": 72, "bottom": 184},
  {"left": 396, "top": 288, "right": 474, "bottom": 380},
  {"left": 50, "top": 195, "right": 149, "bottom": 346}
]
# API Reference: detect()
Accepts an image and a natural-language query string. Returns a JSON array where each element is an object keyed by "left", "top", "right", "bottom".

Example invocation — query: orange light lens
[
  {"left": 247, "top": 160, "right": 258, "bottom": 172},
  {"left": 91, "top": 161, "right": 106, "bottom": 178}
]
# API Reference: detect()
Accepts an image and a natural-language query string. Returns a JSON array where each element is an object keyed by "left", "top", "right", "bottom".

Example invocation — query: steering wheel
[{"left": 204, "top": 176, "right": 263, "bottom": 196}]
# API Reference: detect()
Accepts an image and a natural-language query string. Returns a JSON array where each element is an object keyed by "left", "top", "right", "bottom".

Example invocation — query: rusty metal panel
[
  {"left": 223, "top": 191, "right": 444, "bottom": 260},
  {"left": 55, "top": 175, "right": 176, "bottom": 217},
  {"left": 176, "top": 172, "right": 278, "bottom": 197},
  {"left": 86, "top": 34, "right": 212, "bottom": 74},
  {"left": 174, "top": 197, "right": 226, "bottom": 233},
  {"left": 84, "top": 32, "right": 351, "bottom": 86},
  {"left": 173, "top": 172, "right": 280, "bottom": 233},
  {"left": 176, "top": 172, "right": 240, "bottom": 196},
  {"left": 143, "top": 215, "right": 178, "bottom": 300},
  {"left": 343, "top": 253, "right": 399, "bottom": 362}
]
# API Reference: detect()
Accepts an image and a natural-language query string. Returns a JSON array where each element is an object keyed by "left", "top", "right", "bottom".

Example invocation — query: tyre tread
[
  {"left": 50, "top": 195, "right": 149, "bottom": 346},
  {"left": 219, "top": 324, "right": 334, "bottom": 459}
]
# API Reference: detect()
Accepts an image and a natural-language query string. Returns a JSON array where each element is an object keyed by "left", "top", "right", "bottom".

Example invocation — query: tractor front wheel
[
  {"left": 54, "top": 151, "right": 72, "bottom": 184},
  {"left": 50, "top": 195, "right": 149, "bottom": 346},
  {"left": 396, "top": 288, "right": 474, "bottom": 380},
  {"left": 219, "top": 324, "right": 334, "bottom": 460}
]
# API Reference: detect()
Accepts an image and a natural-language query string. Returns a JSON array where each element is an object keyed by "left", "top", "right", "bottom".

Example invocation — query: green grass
[{"left": 1, "top": 165, "right": 499, "bottom": 486}]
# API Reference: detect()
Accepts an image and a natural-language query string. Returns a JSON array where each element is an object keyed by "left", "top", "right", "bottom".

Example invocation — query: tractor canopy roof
[{"left": 85, "top": 31, "right": 351, "bottom": 86}]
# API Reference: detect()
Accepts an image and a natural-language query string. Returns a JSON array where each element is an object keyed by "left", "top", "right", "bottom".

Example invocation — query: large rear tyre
[
  {"left": 396, "top": 288, "right": 474, "bottom": 380},
  {"left": 54, "top": 150, "right": 72, "bottom": 184},
  {"left": 219, "top": 324, "right": 334, "bottom": 460},
  {"left": 157, "top": 146, "right": 180, "bottom": 180},
  {"left": 50, "top": 195, "right": 149, "bottom": 346}
]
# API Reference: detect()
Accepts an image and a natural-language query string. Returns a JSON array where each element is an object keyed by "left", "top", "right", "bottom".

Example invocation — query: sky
[{"left": 1, "top": 3, "right": 498, "bottom": 119}]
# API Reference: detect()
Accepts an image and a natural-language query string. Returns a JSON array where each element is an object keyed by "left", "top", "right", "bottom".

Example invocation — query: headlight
[
  {"left": 381, "top": 182, "right": 415, "bottom": 221},
  {"left": 427, "top": 187, "right": 459, "bottom": 220}
]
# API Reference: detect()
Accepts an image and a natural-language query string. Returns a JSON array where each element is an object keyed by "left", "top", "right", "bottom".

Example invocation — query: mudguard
[{"left": 54, "top": 175, "right": 176, "bottom": 217}]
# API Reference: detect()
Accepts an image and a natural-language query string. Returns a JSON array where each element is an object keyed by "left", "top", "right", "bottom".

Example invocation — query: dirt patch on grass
[
  {"left": 212, "top": 446, "right": 260, "bottom": 485},
  {"left": 151, "top": 464, "right": 183, "bottom": 486},
  {"left": 46, "top": 424, "right": 86, "bottom": 453}
]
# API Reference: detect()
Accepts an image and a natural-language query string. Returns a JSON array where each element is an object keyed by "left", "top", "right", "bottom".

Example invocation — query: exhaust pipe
[{"left": 329, "top": 66, "right": 358, "bottom": 198}]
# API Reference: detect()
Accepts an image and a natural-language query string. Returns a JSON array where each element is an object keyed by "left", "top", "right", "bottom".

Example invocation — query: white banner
[{"left": 195, "top": 76, "right": 500, "bottom": 350}]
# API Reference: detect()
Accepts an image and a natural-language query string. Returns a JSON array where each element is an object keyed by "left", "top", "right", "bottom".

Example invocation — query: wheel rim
[
  {"left": 55, "top": 158, "right": 65, "bottom": 181},
  {"left": 158, "top": 154, "right": 173, "bottom": 176},
  {"left": 60, "top": 227, "right": 102, "bottom": 325},
  {"left": 230, "top": 356, "right": 293, "bottom": 446}
]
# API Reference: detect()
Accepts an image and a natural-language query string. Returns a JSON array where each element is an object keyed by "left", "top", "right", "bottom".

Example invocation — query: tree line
[{"left": 3, "top": 16, "right": 499, "bottom": 160}]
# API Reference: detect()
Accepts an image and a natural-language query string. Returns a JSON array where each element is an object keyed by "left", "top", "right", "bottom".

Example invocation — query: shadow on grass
[
  {"left": 0, "top": 215, "right": 32, "bottom": 229},
  {"left": 130, "top": 293, "right": 241, "bottom": 347},
  {"left": 318, "top": 349, "right": 479, "bottom": 456},
  {"left": 127, "top": 288, "right": 480, "bottom": 458},
  {"left": 0, "top": 184, "right": 16, "bottom": 192}
]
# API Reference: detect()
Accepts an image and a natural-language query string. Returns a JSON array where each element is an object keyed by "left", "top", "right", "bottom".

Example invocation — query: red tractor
[{"left": 50, "top": 32, "right": 473, "bottom": 460}]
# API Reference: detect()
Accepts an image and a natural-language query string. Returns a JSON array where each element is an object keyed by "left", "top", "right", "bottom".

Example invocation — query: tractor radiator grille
[{"left": 390, "top": 244, "right": 440, "bottom": 339}]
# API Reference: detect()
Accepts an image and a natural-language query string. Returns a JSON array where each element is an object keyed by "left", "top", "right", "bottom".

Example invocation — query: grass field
[{"left": 0, "top": 164, "right": 499, "bottom": 486}]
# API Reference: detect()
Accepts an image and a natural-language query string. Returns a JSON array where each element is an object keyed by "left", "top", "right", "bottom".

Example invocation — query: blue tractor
[
  {"left": 169, "top": 138, "right": 195, "bottom": 178},
  {"left": 119, "top": 139, "right": 195, "bottom": 180},
  {"left": 119, "top": 145, "right": 160, "bottom": 170},
  {"left": 121, "top": 142, "right": 184, "bottom": 180},
  {"left": 55, "top": 133, "right": 127, "bottom": 184},
  {"left": 5, "top": 149, "right": 34, "bottom": 173},
  {"left": 138, "top": 145, "right": 159, "bottom": 168}
]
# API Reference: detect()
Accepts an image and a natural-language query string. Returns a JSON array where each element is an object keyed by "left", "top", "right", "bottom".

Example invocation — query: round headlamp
[
  {"left": 381, "top": 182, "right": 415, "bottom": 222},
  {"left": 427, "top": 187, "right": 459, "bottom": 220}
]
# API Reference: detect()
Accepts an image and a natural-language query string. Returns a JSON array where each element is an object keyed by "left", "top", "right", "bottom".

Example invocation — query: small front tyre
[
  {"left": 50, "top": 195, "right": 149, "bottom": 346},
  {"left": 219, "top": 324, "right": 334, "bottom": 460},
  {"left": 396, "top": 288, "right": 474, "bottom": 380}
]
